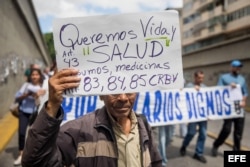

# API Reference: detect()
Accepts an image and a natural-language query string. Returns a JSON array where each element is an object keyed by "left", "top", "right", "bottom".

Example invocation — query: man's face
[
  {"left": 231, "top": 66, "right": 241, "bottom": 75},
  {"left": 100, "top": 93, "right": 137, "bottom": 119},
  {"left": 195, "top": 73, "right": 204, "bottom": 85}
]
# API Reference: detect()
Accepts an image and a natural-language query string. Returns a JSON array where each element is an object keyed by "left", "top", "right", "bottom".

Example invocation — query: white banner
[
  {"left": 61, "top": 85, "right": 244, "bottom": 126},
  {"left": 53, "top": 11, "right": 183, "bottom": 96}
]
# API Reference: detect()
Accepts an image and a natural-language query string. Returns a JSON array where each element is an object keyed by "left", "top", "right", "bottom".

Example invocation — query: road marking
[
  {"left": 0, "top": 112, "right": 18, "bottom": 153},
  {"left": 207, "top": 131, "right": 250, "bottom": 151}
]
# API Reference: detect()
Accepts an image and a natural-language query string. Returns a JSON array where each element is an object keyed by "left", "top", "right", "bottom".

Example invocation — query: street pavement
[
  {"left": 207, "top": 112, "right": 250, "bottom": 150},
  {"left": 165, "top": 130, "right": 232, "bottom": 167},
  {"left": 0, "top": 112, "right": 249, "bottom": 167},
  {"left": 0, "top": 132, "right": 19, "bottom": 167}
]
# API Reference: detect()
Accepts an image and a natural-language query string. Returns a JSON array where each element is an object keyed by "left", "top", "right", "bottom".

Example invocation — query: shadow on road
[{"left": 5, "top": 146, "right": 18, "bottom": 158}]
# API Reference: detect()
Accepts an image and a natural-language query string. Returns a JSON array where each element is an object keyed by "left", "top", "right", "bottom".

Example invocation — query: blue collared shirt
[{"left": 217, "top": 73, "right": 248, "bottom": 97}]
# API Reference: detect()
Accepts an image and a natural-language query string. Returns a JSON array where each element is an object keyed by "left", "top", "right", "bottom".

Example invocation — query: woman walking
[{"left": 14, "top": 68, "right": 45, "bottom": 165}]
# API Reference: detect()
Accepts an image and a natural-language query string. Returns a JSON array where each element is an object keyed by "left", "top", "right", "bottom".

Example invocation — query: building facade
[
  {"left": 0, "top": 0, "right": 51, "bottom": 117},
  {"left": 181, "top": 0, "right": 250, "bottom": 105}
]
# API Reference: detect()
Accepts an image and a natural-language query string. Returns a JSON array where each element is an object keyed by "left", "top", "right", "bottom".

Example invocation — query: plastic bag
[{"left": 9, "top": 102, "right": 19, "bottom": 118}]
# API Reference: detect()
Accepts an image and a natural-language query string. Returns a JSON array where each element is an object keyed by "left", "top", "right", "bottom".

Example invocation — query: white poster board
[{"left": 53, "top": 11, "right": 183, "bottom": 96}]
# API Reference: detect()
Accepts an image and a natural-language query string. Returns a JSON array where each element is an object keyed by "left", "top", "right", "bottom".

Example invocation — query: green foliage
[{"left": 44, "top": 33, "right": 55, "bottom": 61}]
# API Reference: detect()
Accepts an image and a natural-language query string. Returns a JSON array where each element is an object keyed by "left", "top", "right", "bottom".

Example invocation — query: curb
[
  {"left": 207, "top": 131, "right": 250, "bottom": 151},
  {"left": 0, "top": 112, "right": 18, "bottom": 153}
]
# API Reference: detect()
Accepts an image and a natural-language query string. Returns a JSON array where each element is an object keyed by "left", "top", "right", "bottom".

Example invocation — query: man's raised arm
[{"left": 22, "top": 69, "right": 80, "bottom": 167}]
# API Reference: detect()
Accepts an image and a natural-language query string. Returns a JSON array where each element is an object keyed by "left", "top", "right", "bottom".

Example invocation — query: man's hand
[
  {"left": 194, "top": 85, "right": 200, "bottom": 91},
  {"left": 46, "top": 68, "right": 80, "bottom": 118},
  {"left": 240, "top": 100, "right": 246, "bottom": 108},
  {"left": 37, "top": 89, "right": 46, "bottom": 96},
  {"left": 230, "top": 82, "right": 237, "bottom": 88}
]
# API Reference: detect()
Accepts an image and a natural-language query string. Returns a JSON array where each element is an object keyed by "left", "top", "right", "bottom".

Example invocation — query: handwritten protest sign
[
  {"left": 53, "top": 11, "right": 183, "bottom": 96},
  {"left": 61, "top": 86, "right": 244, "bottom": 126}
]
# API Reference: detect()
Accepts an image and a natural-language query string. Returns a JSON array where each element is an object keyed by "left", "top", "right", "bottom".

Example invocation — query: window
[
  {"left": 209, "top": 26, "right": 214, "bottom": 32},
  {"left": 226, "top": 6, "right": 250, "bottom": 22}
]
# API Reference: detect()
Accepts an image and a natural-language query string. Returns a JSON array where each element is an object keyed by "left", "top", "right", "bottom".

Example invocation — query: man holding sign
[
  {"left": 20, "top": 10, "right": 186, "bottom": 167},
  {"left": 180, "top": 71, "right": 207, "bottom": 163},
  {"left": 21, "top": 68, "right": 162, "bottom": 167},
  {"left": 212, "top": 60, "right": 248, "bottom": 156}
]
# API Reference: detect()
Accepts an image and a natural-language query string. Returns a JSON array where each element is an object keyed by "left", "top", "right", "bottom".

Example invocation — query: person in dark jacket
[{"left": 22, "top": 68, "right": 162, "bottom": 167}]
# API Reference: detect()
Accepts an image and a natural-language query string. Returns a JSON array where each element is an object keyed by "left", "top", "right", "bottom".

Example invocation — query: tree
[{"left": 44, "top": 33, "right": 55, "bottom": 61}]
